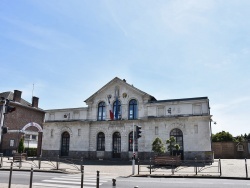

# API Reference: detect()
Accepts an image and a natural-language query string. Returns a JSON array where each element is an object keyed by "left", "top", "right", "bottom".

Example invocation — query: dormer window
[
  {"left": 97, "top": 102, "right": 106, "bottom": 121},
  {"left": 128, "top": 99, "right": 138, "bottom": 119}
]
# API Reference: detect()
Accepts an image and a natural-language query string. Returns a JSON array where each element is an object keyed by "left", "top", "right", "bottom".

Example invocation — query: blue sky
[{"left": 1, "top": 0, "right": 249, "bottom": 136}]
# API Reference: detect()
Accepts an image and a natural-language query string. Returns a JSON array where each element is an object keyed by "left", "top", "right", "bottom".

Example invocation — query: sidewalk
[{"left": 0, "top": 158, "right": 249, "bottom": 188}]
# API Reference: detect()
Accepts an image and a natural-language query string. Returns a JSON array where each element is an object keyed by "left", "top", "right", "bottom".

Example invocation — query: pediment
[{"left": 84, "top": 77, "right": 156, "bottom": 105}]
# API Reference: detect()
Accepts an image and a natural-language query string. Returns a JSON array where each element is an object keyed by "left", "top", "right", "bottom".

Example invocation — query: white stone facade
[{"left": 42, "top": 77, "right": 213, "bottom": 160}]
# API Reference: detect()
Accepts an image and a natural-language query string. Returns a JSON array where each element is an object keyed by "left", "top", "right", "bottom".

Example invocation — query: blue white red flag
[{"left": 108, "top": 97, "right": 114, "bottom": 120}]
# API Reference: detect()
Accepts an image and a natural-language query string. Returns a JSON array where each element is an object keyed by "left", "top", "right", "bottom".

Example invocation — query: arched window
[
  {"left": 97, "top": 102, "right": 106, "bottom": 121},
  {"left": 170, "top": 128, "right": 183, "bottom": 150},
  {"left": 61, "top": 131, "right": 70, "bottom": 156},
  {"left": 97, "top": 132, "right": 105, "bottom": 151},
  {"left": 113, "top": 100, "right": 121, "bottom": 120},
  {"left": 113, "top": 132, "right": 121, "bottom": 158},
  {"left": 128, "top": 99, "right": 138, "bottom": 119},
  {"left": 128, "top": 132, "right": 138, "bottom": 151}
]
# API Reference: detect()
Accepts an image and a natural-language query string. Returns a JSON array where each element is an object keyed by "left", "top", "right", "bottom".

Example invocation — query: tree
[
  {"left": 152, "top": 137, "right": 165, "bottom": 155},
  {"left": 212, "top": 131, "right": 235, "bottom": 142},
  {"left": 235, "top": 135, "right": 245, "bottom": 142},
  {"left": 166, "top": 136, "right": 180, "bottom": 156},
  {"left": 18, "top": 137, "right": 25, "bottom": 153}
]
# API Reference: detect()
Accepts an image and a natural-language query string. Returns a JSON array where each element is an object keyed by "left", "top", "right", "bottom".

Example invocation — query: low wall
[{"left": 212, "top": 142, "right": 250, "bottom": 159}]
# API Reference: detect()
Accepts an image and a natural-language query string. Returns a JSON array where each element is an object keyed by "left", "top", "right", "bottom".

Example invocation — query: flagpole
[{"left": 132, "top": 123, "right": 135, "bottom": 175}]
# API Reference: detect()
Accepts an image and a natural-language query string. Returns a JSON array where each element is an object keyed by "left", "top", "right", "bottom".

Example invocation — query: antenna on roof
[{"left": 32, "top": 83, "right": 34, "bottom": 97}]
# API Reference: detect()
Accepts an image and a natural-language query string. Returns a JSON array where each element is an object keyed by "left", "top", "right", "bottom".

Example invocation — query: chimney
[
  {"left": 13, "top": 90, "right": 22, "bottom": 102},
  {"left": 32, "top": 96, "right": 39, "bottom": 108}
]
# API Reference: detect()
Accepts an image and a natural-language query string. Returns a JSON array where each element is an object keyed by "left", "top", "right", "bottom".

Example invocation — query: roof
[
  {"left": 149, "top": 97, "right": 209, "bottom": 104},
  {"left": 84, "top": 77, "right": 156, "bottom": 102},
  {"left": 0, "top": 91, "right": 44, "bottom": 111}
]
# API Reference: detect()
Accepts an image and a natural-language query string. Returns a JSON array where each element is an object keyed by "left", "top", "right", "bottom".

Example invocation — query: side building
[
  {"left": 0, "top": 90, "right": 45, "bottom": 156},
  {"left": 42, "top": 77, "right": 213, "bottom": 160}
]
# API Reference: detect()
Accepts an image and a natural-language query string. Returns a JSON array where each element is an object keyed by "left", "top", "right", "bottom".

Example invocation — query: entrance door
[
  {"left": 61, "top": 132, "right": 70, "bottom": 156},
  {"left": 170, "top": 128, "right": 184, "bottom": 159},
  {"left": 112, "top": 132, "right": 121, "bottom": 158}
]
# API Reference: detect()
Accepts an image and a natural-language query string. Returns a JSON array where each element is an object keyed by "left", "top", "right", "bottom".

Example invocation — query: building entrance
[
  {"left": 112, "top": 132, "right": 121, "bottom": 158},
  {"left": 61, "top": 132, "right": 70, "bottom": 156}
]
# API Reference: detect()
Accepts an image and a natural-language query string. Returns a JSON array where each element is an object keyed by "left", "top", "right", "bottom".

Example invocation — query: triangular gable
[{"left": 84, "top": 77, "right": 156, "bottom": 103}]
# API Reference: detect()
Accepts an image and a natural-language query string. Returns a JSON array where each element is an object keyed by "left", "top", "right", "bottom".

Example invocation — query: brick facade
[{"left": 0, "top": 90, "right": 45, "bottom": 156}]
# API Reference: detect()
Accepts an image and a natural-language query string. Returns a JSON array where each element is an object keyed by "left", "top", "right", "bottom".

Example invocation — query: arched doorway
[
  {"left": 112, "top": 132, "right": 121, "bottom": 158},
  {"left": 21, "top": 122, "right": 43, "bottom": 157},
  {"left": 170, "top": 128, "right": 184, "bottom": 159},
  {"left": 61, "top": 132, "right": 70, "bottom": 156}
]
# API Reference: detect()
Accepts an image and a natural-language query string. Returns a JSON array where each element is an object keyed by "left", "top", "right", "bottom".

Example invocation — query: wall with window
[
  {"left": 85, "top": 83, "right": 148, "bottom": 121},
  {"left": 45, "top": 108, "right": 88, "bottom": 121},
  {"left": 147, "top": 99, "right": 209, "bottom": 118}
]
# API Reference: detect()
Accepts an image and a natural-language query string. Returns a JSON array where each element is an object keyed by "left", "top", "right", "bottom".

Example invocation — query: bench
[
  {"left": 154, "top": 155, "right": 181, "bottom": 166},
  {"left": 13, "top": 153, "right": 27, "bottom": 161}
]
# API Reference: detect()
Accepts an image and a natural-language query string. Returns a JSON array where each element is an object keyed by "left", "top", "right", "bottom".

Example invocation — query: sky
[{"left": 0, "top": 0, "right": 249, "bottom": 136}]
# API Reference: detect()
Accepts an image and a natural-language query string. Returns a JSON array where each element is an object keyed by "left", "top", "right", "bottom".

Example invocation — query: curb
[
  {"left": 0, "top": 168, "right": 75, "bottom": 174},
  {"left": 133, "top": 174, "right": 250, "bottom": 180}
]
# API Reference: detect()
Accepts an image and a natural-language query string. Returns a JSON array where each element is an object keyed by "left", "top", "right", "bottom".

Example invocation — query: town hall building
[{"left": 42, "top": 77, "right": 213, "bottom": 161}]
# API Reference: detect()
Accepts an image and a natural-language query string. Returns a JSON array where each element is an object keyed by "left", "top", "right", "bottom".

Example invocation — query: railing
[
  {"left": 137, "top": 157, "right": 249, "bottom": 179},
  {"left": 3, "top": 162, "right": 101, "bottom": 188},
  {"left": 0, "top": 155, "right": 83, "bottom": 172}
]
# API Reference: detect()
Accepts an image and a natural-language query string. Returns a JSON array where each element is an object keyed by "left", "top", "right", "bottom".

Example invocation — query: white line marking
[
  {"left": 33, "top": 183, "right": 94, "bottom": 188},
  {"left": 43, "top": 179, "right": 97, "bottom": 185}
]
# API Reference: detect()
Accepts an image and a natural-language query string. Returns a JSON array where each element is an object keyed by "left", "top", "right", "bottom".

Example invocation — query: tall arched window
[
  {"left": 128, "top": 132, "right": 138, "bottom": 151},
  {"left": 113, "top": 100, "right": 121, "bottom": 120},
  {"left": 128, "top": 99, "right": 138, "bottom": 119},
  {"left": 61, "top": 131, "right": 70, "bottom": 156},
  {"left": 170, "top": 128, "right": 184, "bottom": 158},
  {"left": 97, "top": 102, "right": 106, "bottom": 121},
  {"left": 97, "top": 132, "right": 105, "bottom": 151},
  {"left": 113, "top": 132, "right": 121, "bottom": 158}
]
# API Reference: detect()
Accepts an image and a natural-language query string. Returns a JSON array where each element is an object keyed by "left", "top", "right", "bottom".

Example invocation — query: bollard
[
  {"left": 0, "top": 153, "right": 3, "bottom": 168},
  {"left": 149, "top": 158, "right": 152, "bottom": 175},
  {"left": 29, "top": 167, "right": 33, "bottom": 188},
  {"left": 96, "top": 171, "right": 100, "bottom": 188},
  {"left": 195, "top": 158, "right": 197, "bottom": 175},
  {"left": 56, "top": 155, "right": 59, "bottom": 170},
  {"left": 245, "top": 158, "right": 248, "bottom": 179},
  {"left": 8, "top": 162, "right": 13, "bottom": 188},
  {"left": 219, "top": 158, "right": 222, "bottom": 177},
  {"left": 81, "top": 165, "right": 84, "bottom": 188},
  {"left": 112, "top": 178, "right": 116, "bottom": 187}
]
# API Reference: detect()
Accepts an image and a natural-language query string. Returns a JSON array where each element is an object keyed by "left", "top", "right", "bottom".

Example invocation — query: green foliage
[
  {"left": 18, "top": 137, "right": 25, "bottom": 153},
  {"left": 212, "top": 131, "right": 235, "bottom": 142},
  {"left": 235, "top": 134, "right": 246, "bottom": 142},
  {"left": 166, "top": 136, "right": 180, "bottom": 156},
  {"left": 152, "top": 137, "right": 165, "bottom": 155},
  {"left": 25, "top": 148, "right": 37, "bottom": 157}
]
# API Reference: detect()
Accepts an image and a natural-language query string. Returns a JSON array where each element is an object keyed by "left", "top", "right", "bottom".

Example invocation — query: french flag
[{"left": 108, "top": 97, "right": 114, "bottom": 120}]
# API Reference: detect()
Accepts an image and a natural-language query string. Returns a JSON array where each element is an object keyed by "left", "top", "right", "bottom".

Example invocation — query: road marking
[
  {"left": 43, "top": 179, "right": 96, "bottom": 185},
  {"left": 33, "top": 183, "right": 94, "bottom": 188},
  {"left": 51, "top": 177, "right": 108, "bottom": 183}
]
